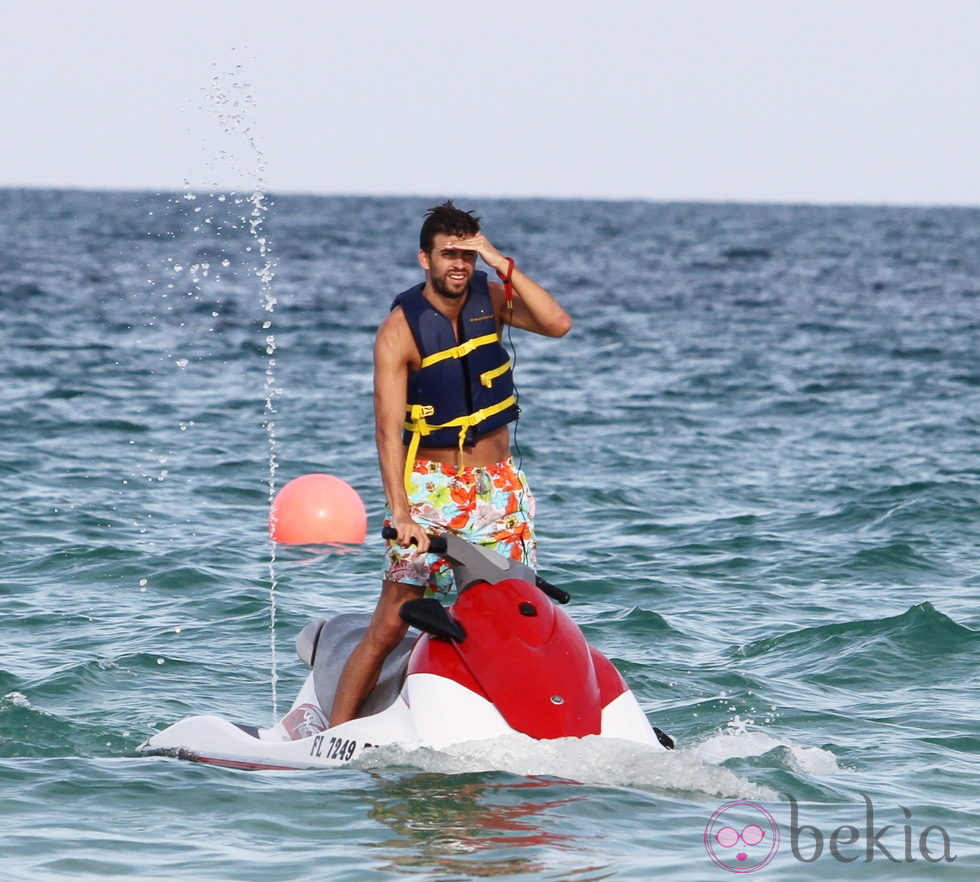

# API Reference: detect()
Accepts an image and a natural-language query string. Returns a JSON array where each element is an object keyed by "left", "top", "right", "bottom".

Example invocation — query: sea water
[{"left": 1, "top": 189, "right": 978, "bottom": 880}]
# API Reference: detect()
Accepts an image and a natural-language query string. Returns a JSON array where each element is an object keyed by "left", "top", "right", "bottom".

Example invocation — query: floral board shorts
[{"left": 383, "top": 457, "right": 537, "bottom": 594}]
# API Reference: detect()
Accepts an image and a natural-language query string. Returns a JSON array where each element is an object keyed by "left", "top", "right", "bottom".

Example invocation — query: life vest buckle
[{"left": 408, "top": 404, "right": 435, "bottom": 420}]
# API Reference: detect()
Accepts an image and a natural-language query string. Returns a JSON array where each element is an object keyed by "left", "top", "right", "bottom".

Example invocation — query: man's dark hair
[{"left": 419, "top": 200, "right": 481, "bottom": 252}]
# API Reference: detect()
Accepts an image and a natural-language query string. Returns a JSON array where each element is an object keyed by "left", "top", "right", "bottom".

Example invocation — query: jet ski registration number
[{"left": 310, "top": 734, "right": 364, "bottom": 762}]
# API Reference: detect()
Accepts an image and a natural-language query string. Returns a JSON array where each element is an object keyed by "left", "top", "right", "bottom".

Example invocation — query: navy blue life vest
[{"left": 391, "top": 271, "right": 518, "bottom": 464}]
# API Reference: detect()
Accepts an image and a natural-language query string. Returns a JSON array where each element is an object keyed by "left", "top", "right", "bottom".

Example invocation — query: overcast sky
[{"left": 3, "top": 0, "right": 979, "bottom": 206}]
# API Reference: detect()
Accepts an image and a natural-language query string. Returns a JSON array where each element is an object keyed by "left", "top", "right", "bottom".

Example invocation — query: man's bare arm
[
  {"left": 373, "top": 310, "right": 430, "bottom": 552},
  {"left": 449, "top": 234, "right": 572, "bottom": 338}
]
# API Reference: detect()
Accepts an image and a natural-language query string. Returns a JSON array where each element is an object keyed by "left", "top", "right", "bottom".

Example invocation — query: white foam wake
[
  {"left": 690, "top": 717, "right": 843, "bottom": 777},
  {"left": 354, "top": 732, "right": 778, "bottom": 801}
]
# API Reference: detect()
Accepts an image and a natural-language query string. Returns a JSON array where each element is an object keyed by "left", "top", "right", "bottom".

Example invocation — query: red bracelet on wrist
[{"left": 496, "top": 257, "right": 515, "bottom": 309}]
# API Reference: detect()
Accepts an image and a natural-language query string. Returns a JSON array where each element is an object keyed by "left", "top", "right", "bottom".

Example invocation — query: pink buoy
[{"left": 269, "top": 474, "right": 367, "bottom": 545}]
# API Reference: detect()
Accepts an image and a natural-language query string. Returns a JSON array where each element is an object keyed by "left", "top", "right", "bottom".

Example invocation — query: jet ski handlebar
[{"left": 381, "top": 527, "right": 570, "bottom": 604}]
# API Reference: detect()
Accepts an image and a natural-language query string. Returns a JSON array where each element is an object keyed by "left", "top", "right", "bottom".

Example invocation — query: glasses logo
[{"left": 705, "top": 801, "right": 780, "bottom": 873}]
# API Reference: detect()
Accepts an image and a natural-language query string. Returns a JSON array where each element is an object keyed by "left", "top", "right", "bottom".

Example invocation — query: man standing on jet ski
[{"left": 329, "top": 201, "right": 572, "bottom": 726}]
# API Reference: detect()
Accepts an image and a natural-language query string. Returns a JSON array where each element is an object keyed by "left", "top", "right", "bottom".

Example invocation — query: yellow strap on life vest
[
  {"left": 402, "top": 394, "right": 518, "bottom": 492},
  {"left": 480, "top": 359, "right": 511, "bottom": 388},
  {"left": 418, "top": 333, "right": 499, "bottom": 369}
]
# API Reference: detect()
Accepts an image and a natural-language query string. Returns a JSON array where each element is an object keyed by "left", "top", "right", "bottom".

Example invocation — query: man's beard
[{"left": 431, "top": 273, "right": 469, "bottom": 300}]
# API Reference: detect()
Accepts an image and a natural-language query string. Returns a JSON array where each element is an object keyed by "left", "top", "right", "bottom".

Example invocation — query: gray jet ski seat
[{"left": 296, "top": 614, "right": 418, "bottom": 720}]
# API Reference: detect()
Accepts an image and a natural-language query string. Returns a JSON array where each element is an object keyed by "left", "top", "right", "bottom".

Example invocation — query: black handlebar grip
[
  {"left": 536, "top": 576, "right": 571, "bottom": 605},
  {"left": 380, "top": 526, "right": 447, "bottom": 555}
]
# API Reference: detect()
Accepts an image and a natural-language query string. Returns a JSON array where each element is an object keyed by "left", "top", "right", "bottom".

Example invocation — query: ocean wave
[
  {"left": 0, "top": 691, "right": 80, "bottom": 758},
  {"left": 730, "top": 602, "right": 977, "bottom": 693},
  {"left": 691, "top": 718, "right": 843, "bottom": 779}
]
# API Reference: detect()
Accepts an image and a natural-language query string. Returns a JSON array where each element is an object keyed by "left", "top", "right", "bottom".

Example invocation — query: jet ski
[{"left": 138, "top": 530, "right": 674, "bottom": 770}]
